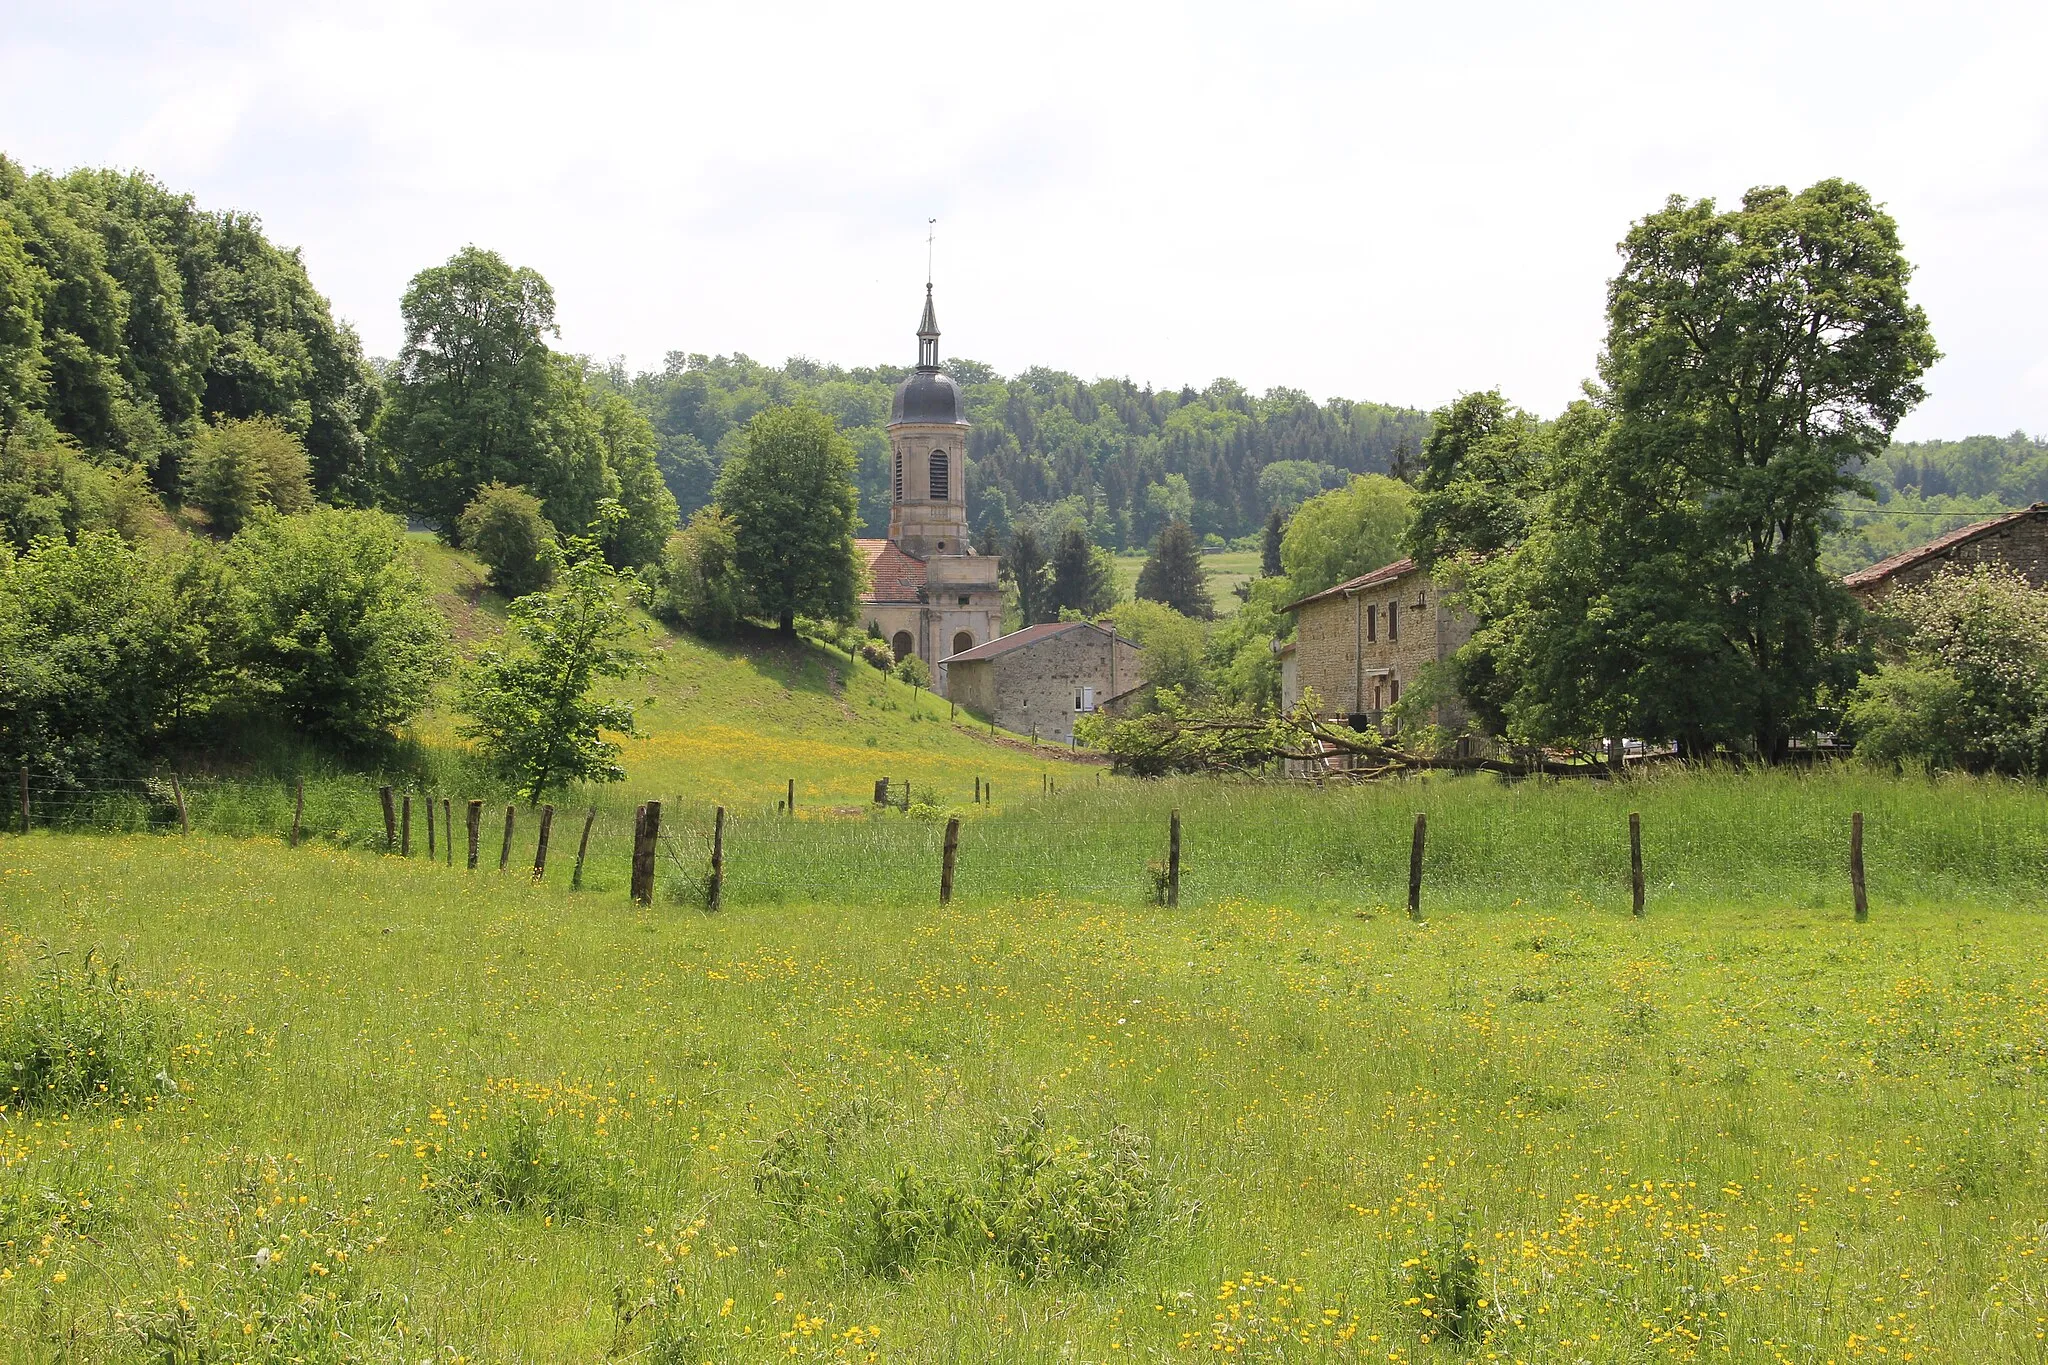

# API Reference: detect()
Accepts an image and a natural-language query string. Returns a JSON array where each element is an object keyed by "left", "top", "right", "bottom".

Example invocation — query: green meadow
[{"left": 5, "top": 768, "right": 2048, "bottom": 1361}]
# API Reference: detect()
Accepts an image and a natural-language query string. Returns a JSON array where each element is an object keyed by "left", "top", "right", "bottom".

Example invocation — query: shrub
[
  {"left": 858, "top": 640, "right": 893, "bottom": 672},
  {"left": 893, "top": 653, "right": 932, "bottom": 690},
  {"left": 643, "top": 505, "right": 749, "bottom": 636},
  {"left": 984, "top": 1107, "right": 1158, "bottom": 1281},
  {"left": 426, "top": 1111, "right": 618, "bottom": 1220},
  {"left": 458, "top": 482, "right": 557, "bottom": 598},
  {"left": 182, "top": 417, "right": 313, "bottom": 536},
  {"left": 230, "top": 509, "right": 451, "bottom": 744},
  {"left": 1, "top": 947, "right": 171, "bottom": 1110}
]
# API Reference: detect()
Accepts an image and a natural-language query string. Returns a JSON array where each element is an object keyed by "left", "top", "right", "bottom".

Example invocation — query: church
[{"left": 857, "top": 286, "right": 1003, "bottom": 696}]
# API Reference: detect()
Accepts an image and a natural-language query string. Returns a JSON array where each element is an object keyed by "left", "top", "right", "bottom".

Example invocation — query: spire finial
[{"left": 926, "top": 217, "right": 936, "bottom": 289}]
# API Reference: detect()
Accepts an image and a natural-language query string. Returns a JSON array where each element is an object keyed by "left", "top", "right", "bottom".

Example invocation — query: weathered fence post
[
  {"left": 171, "top": 772, "right": 190, "bottom": 835},
  {"left": 426, "top": 795, "right": 436, "bottom": 859},
  {"left": 1629, "top": 811, "right": 1644, "bottom": 918},
  {"left": 499, "top": 804, "right": 515, "bottom": 871},
  {"left": 571, "top": 807, "right": 596, "bottom": 890},
  {"left": 707, "top": 805, "right": 725, "bottom": 911},
  {"left": 1408, "top": 813, "right": 1427, "bottom": 922},
  {"left": 18, "top": 768, "right": 28, "bottom": 834},
  {"left": 443, "top": 798, "right": 453, "bottom": 865},
  {"left": 1851, "top": 811, "right": 1868, "bottom": 923},
  {"left": 974, "top": 776, "right": 981, "bottom": 804},
  {"left": 466, "top": 800, "right": 482, "bottom": 870},
  {"left": 401, "top": 794, "right": 412, "bottom": 856},
  {"left": 291, "top": 778, "right": 304, "bottom": 848},
  {"left": 631, "top": 800, "right": 661, "bottom": 905},
  {"left": 1168, "top": 810, "right": 1182, "bottom": 909},
  {"left": 533, "top": 804, "right": 554, "bottom": 880},
  {"left": 874, "top": 779, "right": 887, "bottom": 806},
  {"left": 940, "top": 816, "right": 960, "bottom": 905},
  {"left": 786, "top": 778, "right": 795, "bottom": 817},
  {"left": 379, "top": 786, "right": 396, "bottom": 851}
]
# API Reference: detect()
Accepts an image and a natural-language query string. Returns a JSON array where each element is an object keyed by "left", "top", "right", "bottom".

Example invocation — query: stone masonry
[
  {"left": 1280, "top": 558, "right": 1474, "bottom": 729},
  {"left": 1843, "top": 504, "right": 2048, "bottom": 602},
  {"left": 945, "top": 622, "right": 1143, "bottom": 745}
]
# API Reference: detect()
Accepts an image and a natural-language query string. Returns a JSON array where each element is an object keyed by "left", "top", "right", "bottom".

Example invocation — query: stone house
[
  {"left": 944, "top": 621, "right": 1143, "bottom": 745},
  {"left": 1843, "top": 503, "right": 2048, "bottom": 602},
  {"left": 855, "top": 285, "right": 1002, "bottom": 695},
  {"left": 1278, "top": 558, "right": 1474, "bottom": 730}
]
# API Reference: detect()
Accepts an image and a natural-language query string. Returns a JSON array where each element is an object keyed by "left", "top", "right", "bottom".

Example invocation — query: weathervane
[{"left": 926, "top": 218, "right": 936, "bottom": 288}]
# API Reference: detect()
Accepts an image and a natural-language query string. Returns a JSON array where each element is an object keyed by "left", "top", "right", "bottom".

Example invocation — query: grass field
[
  {"left": 1111, "top": 551, "right": 1261, "bottom": 618},
  {"left": 6, "top": 768, "right": 2048, "bottom": 1361}
]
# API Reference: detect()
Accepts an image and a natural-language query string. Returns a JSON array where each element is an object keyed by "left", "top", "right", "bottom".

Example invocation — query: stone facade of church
[{"left": 857, "top": 287, "right": 1002, "bottom": 696}]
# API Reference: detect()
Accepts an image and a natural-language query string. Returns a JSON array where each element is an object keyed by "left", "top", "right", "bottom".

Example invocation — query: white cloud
[{"left": 3, "top": 0, "right": 2045, "bottom": 437}]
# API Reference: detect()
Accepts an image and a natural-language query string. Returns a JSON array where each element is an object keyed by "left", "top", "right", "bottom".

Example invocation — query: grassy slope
[
  {"left": 5, "top": 819, "right": 2047, "bottom": 1360},
  {"left": 1111, "top": 550, "right": 1260, "bottom": 618},
  {"left": 408, "top": 539, "right": 1093, "bottom": 813}
]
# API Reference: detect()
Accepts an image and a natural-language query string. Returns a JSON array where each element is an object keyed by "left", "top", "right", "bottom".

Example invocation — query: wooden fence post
[
  {"left": 291, "top": 778, "right": 304, "bottom": 848},
  {"left": 940, "top": 816, "right": 960, "bottom": 905},
  {"left": 1851, "top": 811, "right": 1868, "bottom": 923},
  {"left": 401, "top": 795, "right": 412, "bottom": 856},
  {"left": 426, "top": 794, "right": 436, "bottom": 859},
  {"left": 974, "top": 776, "right": 981, "bottom": 804},
  {"left": 443, "top": 798, "right": 453, "bottom": 866},
  {"left": 171, "top": 772, "right": 189, "bottom": 835},
  {"left": 631, "top": 800, "right": 661, "bottom": 905},
  {"left": 1168, "top": 810, "right": 1181, "bottom": 909},
  {"left": 533, "top": 804, "right": 554, "bottom": 880},
  {"left": 499, "top": 804, "right": 515, "bottom": 870},
  {"left": 379, "top": 786, "right": 396, "bottom": 851},
  {"left": 708, "top": 805, "right": 724, "bottom": 911},
  {"left": 1408, "top": 813, "right": 1427, "bottom": 922},
  {"left": 466, "top": 800, "right": 482, "bottom": 870},
  {"left": 786, "top": 778, "right": 795, "bottom": 816},
  {"left": 571, "top": 807, "right": 596, "bottom": 890},
  {"left": 1629, "top": 812, "right": 1644, "bottom": 918},
  {"left": 874, "top": 779, "right": 887, "bottom": 806}
]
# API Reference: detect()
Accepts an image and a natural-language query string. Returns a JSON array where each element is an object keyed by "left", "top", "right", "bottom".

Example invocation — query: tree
[
  {"left": 1404, "top": 391, "right": 1546, "bottom": 571},
  {"left": 1008, "top": 526, "right": 1050, "bottom": 626},
  {"left": 1256, "top": 461, "right": 1333, "bottom": 515},
  {"left": 1050, "top": 526, "right": 1118, "bottom": 618},
  {"left": 1279, "top": 475, "right": 1414, "bottom": 597},
  {"left": 458, "top": 483, "right": 557, "bottom": 598},
  {"left": 1260, "top": 510, "right": 1284, "bottom": 577},
  {"left": 714, "top": 404, "right": 860, "bottom": 633},
  {"left": 458, "top": 537, "right": 643, "bottom": 803},
  {"left": 589, "top": 387, "right": 678, "bottom": 568},
  {"left": 1107, "top": 598, "right": 1206, "bottom": 696},
  {"left": 644, "top": 504, "right": 750, "bottom": 637},
  {"left": 1467, "top": 180, "right": 1938, "bottom": 758},
  {"left": 182, "top": 417, "right": 313, "bottom": 536},
  {"left": 1135, "top": 520, "right": 1214, "bottom": 619},
  {"left": 892, "top": 652, "right": 931, "bottom": 694},
  {"left": 231, "top": 509, "right": 451, "bottom": 743}
]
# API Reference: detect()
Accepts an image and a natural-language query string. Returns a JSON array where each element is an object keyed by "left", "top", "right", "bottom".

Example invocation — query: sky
[{"left": 3, "top": 0, "right": 2045, "bottom": 440}]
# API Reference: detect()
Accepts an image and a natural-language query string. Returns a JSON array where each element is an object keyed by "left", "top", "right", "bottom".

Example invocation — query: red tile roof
[
  {"left": 859, "top": 538, "right": 927, "bottom": 602},
  {"left": 1842, "top": 505, "right": 2048, "bottom": 589},
  {"left": 1279, "top": 557, "right": 1420, "bottom": 612}
]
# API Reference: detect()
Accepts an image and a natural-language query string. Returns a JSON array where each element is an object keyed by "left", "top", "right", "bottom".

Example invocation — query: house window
[
  {"left": 957, "top": 595, "right": 970, "bottom": 606},
  {"left": 929, "top": 450, "right": 949, "bottom": 500},
  {"left": 1387, "top": 601, "right": 1399, "bottom": 641},
  {"left": 1076, "top": 686, "right": 1096, "bottom": 712},
  {"left": 1366, "top": 604, "right": 1376, "bottom": 642},
  {"left": 893, "top": 453, "right": 902, "bottom": 501},
  {"left": 1373, "top": 680, "right": 1383, "bottom": 710},
  {"left": 1390, "top": 678, "right": 1400, "bottom": 704},
  {"left": 890, "top": 630, "right": 913, "bottom": 661},
  {"left": 952, "top": 631, "right": 974, "bottom": 655}
]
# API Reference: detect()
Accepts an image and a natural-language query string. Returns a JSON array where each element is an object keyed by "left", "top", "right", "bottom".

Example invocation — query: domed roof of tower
[{"left": 891, "top": 284, "right": 964, "bottom": 426}]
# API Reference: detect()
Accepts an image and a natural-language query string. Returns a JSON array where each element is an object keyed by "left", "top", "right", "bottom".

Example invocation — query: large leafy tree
[
  {"left": 459, "top": 535, "right": 643, "bottom": 803},
  {"left": 1135, "top": 519, "right": 1214, "bottom": 619},
  {"left": 1404, "top": 390, "right": 1547, "bottom": 571},
  {"left": 1466, "top": 180, "right": 1937, "bottom": 757},
  {"left": 1279, "top": 474, "right": 1414, "bottom": 596},
  {"left": 714, "top": 404, "right": 860, "bottom": 633}
]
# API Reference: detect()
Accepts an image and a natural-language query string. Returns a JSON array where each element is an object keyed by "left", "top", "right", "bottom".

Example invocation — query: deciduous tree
[{"left": 714, "top": 404, "right": 860, "bottom": 633}]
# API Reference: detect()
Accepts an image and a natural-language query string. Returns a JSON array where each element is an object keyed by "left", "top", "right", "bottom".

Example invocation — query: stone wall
[
  {"left": 1289, "top": 568, "right": 1472, "bottom": 728},
  {"left": 948, "top": 626, "right": 1141, "bottom": 744},
  {"left": 1849, "top": 510, "right": 2048, "bottom": 602}
]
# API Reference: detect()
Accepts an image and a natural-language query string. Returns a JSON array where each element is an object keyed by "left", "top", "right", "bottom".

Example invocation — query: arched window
[
  {"left": 952, "top": 631, "right": 973, "bottom": 655},
  {"left": 890, "top": 631, "right": 914, "bottom": 662},
  {"left": 929, "top": 450, "right": 949, "bottom": 500},
  {"left": 893, "top": 453, "right": 903, "bottom": 501}
]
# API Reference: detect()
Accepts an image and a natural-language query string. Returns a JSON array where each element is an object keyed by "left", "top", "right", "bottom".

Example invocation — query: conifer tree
[
  {"left": 1050, "top": 526, "right": 1118, "bottom": 617},
  {"left": 1135, "top": 520, "right": 1215, "bottom": 619},
  {"left": 1008, "top": 526, "right": 1050, "bottom": 625},
  {"left": 1260, "top": 510, "right": 1284, "bottom": 577}
]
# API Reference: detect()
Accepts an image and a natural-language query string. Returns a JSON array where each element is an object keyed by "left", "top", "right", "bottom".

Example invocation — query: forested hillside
[
  {"left": 1826, "top": 431, "right": 2048, "bottom": 573},
  {"left": 619, "top": 352, "right": 1432, "bottom": 550}
]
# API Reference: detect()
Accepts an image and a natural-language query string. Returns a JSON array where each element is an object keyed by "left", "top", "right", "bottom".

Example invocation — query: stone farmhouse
[
  {"left": 856, "top": 286, "right": 1003, "bottom": 695},
  {"left": 1843, "top": 503, "right": 2048, "bottom": 601},
  {"left": 1278, "top": 558, "right": 1474, "bottom": 731},
  {"left": 945, "top": 621, "right": 1143, "bottom": 745}
]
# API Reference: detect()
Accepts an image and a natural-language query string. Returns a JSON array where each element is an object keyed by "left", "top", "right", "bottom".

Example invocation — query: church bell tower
[{"left": 887, "top": 286, "right": 971, "bottom": 557}]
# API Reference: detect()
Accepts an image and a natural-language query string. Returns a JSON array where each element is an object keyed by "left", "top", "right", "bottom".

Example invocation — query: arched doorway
[
  {"left": 952, "top": 631, "right": 974, "bottom": 655},
  {"left": 890, "top": 631, "right": 914, "bottom": 662}
]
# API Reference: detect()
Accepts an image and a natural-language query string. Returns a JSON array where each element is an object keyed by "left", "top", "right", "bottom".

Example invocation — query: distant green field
[
  {"left": 6, "top": 768, "right": 2048, "bottom": 1360},
  {"left": 1111, "top": 549, "right": 1261, "bottom": 617}
]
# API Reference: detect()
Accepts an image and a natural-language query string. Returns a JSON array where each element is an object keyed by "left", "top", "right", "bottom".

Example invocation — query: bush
[
  {"left": 1, "top": 419, "right": 160, "bottom": 550},
  {"left": 230, "top": 509, "right": 451, "bottom": 744},
  {"left": 643, "top": 505, "right": 749, "bottom": 636},
  {"left": 458, "top": 482, "right": 557, "bottom": 598},
  {"left": 893, "top": 653, "right": 932, "bottom": 690},
  {"left": 1, "top": 947, "right": 171, "bottom": 1110},
  {"left": 858, "top": 640, "right": 893, "bottom": 671},
  {"left": 182, "top": 417, "right": 313, "bottom": 536},
  {"left": 426, "top": 1111, "right": 619, "bottom": 1220}
]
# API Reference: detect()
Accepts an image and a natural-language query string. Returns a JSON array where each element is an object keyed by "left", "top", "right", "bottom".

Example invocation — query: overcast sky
[{"left": 4, "top": 1, "right": 2044, "bottom": 439}]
